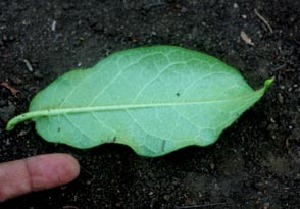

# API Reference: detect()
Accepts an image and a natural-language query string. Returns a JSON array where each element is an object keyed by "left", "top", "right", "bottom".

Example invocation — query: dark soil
[{"left": 0, "top": 0, "right": 299, "bottom": 208}]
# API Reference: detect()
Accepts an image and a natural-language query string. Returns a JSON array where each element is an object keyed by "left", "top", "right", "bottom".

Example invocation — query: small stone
[
  {"left": 115, "top": 202, "right": 122, "bottom": 207},
  {"left": 280, "top": 85, "right": 285, "bottom": 90},
  {"left": 73, "top": 195, "right": 78, "bottom": 202},
  {"left": 278, "top": 93, "right": 284, "bottom": 104},
  {"left": 172, "top": 180, "right": 179, "bottom": 186},
  {"left": 163, "top": 194, "right": 170, "bottom": 201},
  {"left": 263, "top": 202, "right": 270, "bottom": 209}
]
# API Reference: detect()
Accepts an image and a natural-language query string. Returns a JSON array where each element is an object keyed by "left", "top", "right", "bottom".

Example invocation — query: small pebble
[
  {"left": 86, "top": 180, "right": 92, "bottom": 185},
  {"left": 163, "top": 194, "right": 170, "bottom": 201},
  {"left": 278, "top": 93, "right": 284, "bottom": 104}
]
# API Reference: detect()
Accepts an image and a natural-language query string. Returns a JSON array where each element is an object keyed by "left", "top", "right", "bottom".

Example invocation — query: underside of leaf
[{"left": 6, "top": 46, "right": 272, "bottom": 157}]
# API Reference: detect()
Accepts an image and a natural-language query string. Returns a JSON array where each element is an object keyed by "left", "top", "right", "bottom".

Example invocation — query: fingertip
[
  {"left": 51, "top": 153, "right": 81, "bottom": 184},
  {"left": 26, "top": 153, "right": 81, "bottom": 191},
  {"left": 0, "top": 153, "right": 81, "bottom": 202}
]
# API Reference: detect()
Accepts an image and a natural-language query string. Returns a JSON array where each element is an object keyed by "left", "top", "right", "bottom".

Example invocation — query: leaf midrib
[
  {"left": 6, "top": 90, "right": 263, "bottom": 131},
  {"left": 47, "top": 91, "right": 261, "bottom": 112}
]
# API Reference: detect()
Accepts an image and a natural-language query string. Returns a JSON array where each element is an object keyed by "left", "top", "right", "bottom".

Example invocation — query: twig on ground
[
  {"left": 254, "top": 8, "right": 273, "bottom": 33},
  {"left": 1, "top": 82, "right": 18, "bottom": 96},
  {"left": 62, "top": 206, "right": 79, "bottom": 209},
  {"left": 23, "top": 59, "right": 34, "bottom": 72},
  {"left": 175, "top": 202, "right": 229, "bottom": 208},
  {"left": 51, "top": 20, "right": 57, "bottom": 32}
]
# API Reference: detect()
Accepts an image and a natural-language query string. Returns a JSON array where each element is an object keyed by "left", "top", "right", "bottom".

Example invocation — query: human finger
[{"left": 0, "top": 153, "right": 80, "bottom": 202}]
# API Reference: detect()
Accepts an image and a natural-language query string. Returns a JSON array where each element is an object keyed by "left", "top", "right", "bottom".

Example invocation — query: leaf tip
[{"left": 263, "top": 77, "right": 274, "bottom": 92}]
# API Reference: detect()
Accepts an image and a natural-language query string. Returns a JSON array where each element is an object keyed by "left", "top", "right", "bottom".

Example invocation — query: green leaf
[{"left": 6, "top": 46, "right": 273, "bottom": 157}]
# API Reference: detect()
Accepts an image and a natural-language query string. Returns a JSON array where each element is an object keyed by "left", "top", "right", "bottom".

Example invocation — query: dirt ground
[{"left": 0, "top": 0, "right": 299, "bottom": 208}]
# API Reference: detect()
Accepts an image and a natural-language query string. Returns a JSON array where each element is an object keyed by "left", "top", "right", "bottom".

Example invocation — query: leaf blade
[{"left": 6, "top": 46, "right": 273, "bottom": 157}]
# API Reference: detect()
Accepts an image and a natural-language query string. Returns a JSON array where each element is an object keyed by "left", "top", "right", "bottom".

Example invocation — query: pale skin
[{"left": 0, "top": 153, "right": 80, "bottom": 202}]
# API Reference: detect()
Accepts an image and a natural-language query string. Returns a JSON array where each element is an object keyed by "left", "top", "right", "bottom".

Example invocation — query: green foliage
[{"left": 6, "top": 46, "right": 272, "bottom": 157}]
